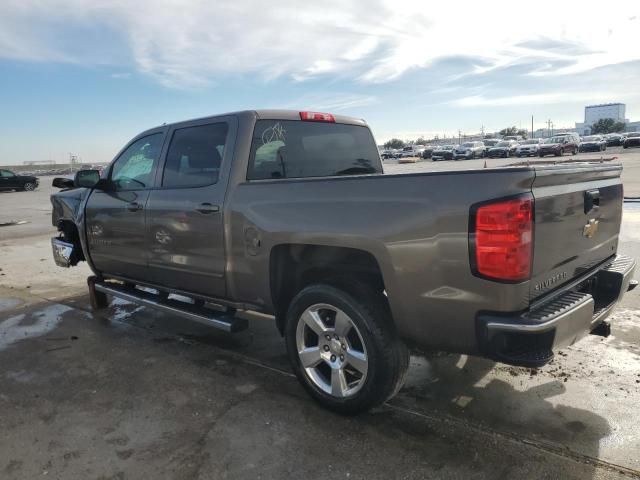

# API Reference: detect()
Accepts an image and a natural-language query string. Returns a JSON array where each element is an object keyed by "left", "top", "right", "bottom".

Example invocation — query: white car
[
  {"left": 516, "top": 139, "right": 542, "bottom": 157},
  {"left": 453, "top": 141, "right": 485, "bottom": 160}
]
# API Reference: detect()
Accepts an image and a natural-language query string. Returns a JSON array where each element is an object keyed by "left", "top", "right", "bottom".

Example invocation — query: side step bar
[{"left": 93, "top": 280, "right": 248, "bottom": 333}]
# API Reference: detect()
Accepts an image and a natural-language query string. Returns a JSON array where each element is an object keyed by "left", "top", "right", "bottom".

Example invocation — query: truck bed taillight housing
[{"left": 470, "top": 194, "right": 533, "bottom": 282}]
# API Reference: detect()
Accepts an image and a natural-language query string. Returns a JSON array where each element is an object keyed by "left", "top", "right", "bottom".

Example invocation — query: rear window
[{"left": 247, "top": 120, "right": 382, "bottom": 180}]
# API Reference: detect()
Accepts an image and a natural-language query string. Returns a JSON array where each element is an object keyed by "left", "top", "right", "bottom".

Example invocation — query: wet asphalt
[{"left": 1, "top": 152, "right": 640, "bottom": 479}]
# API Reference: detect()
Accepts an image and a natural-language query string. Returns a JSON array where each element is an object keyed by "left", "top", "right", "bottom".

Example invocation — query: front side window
[
  {"left": 248, "top": 120, "right": 382, "bottom": 180},
  {"left": 162, "top": 123, "right": 228, "bottom": 188},
  {"left": 0, "top": 170, "right": 16, "bottom": 178},
  {"left": 111, "top": 133, "right": 163, "bottom": 190}
]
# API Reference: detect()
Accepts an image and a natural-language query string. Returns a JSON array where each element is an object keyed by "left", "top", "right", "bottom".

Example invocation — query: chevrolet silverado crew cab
[{"left": 50, "top": 110, "right": 636, "bottom": 414}]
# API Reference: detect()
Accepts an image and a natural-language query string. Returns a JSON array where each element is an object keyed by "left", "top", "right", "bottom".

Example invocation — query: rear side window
[
  {"left": 247, "top": 120, "right": 382, "bottom": 180},
  {"left": 163, "top": 123, "right": 228, "bottom": 188}
]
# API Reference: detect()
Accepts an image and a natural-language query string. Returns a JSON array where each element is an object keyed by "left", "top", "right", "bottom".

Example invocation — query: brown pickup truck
[{"left": 51, "top": 110, "right": 636, "bottom": 414}]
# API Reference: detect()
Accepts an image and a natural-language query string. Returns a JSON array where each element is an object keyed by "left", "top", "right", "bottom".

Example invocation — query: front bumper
[
  {"left": 488, "top": 150, "right": 509, "bottom": 157},
  {"left": 539, "top": 147, "right": 561, "bottom": 156},
  {"left": 477, "top": 255, "right": 636, "bottom": 368},
  {"left": 52, "top": 238, "right": 74, "bottom": 267},
  {"left": 579, "top": 144, "right": 602, "bottom": 152}
]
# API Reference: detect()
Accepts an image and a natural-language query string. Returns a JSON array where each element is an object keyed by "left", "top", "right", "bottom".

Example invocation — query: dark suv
[
  {"left": 538, "top": 134, "right": 579, "bottom": 157},
  {"left": 0, "top": 169, "right": 39, "bottom": 191}
]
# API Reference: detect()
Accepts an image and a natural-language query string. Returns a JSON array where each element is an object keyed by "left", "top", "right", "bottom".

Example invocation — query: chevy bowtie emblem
[{"left": 583, "top": 219, "right": 599, "bottom": 238}]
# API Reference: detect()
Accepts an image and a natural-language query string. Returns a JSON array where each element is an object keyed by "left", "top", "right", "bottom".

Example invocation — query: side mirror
[
  {"left": 52, "top": 177, "right": 74, "bottom": 189},
  {"left": 74, "top": 169, "right": 101, "bottom": 188}
]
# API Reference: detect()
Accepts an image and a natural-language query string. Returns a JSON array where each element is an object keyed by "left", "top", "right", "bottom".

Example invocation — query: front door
[
  {"left": 146, "top": 118, "right": 235, "bottom": 299},
  {"left": 0, "top": 170, "right": 19, "bottom": 190},
  {"left": 85, "top": 131, "right": 165, "bottom": 280}
]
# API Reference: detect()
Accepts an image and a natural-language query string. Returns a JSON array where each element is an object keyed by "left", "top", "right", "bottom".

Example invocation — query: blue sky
[{"left": 1, "top": 0, "right": 639, "bottom": 165}]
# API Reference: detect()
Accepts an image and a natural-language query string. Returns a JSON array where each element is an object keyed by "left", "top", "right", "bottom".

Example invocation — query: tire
[
  {"left": 285, "top": 282, "right": 409, "bottom": 415},
  {"left": 23, "top": 182, "right": 36, "bottom": 191}
]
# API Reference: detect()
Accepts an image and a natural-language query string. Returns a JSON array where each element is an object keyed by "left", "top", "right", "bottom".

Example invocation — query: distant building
[
  {"left": 23, "top": 160, "right": 55, "bottom": 166},
  {"left": 575, "top": 102, "right": 630, "bottom": 135},
  {"left": 585, "top": 103, "right": 626, "bottom": 124}
]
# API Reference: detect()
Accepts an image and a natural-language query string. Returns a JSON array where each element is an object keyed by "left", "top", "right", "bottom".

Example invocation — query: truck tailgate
[{"left": 530, "top": 164, "right": 623, "bottom": 300}]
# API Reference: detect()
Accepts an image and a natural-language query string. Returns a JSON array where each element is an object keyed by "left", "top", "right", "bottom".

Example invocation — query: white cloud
[
  {"left": 0, "top": 0, "right": 638, "bottom": 88},
  {"left": 287, "top": 93, "right": 378, "bottom": 111}
]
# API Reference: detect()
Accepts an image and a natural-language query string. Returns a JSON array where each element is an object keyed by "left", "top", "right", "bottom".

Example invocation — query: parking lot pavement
[
  {"left": 1, "top": 156, "right": 640, "bottom": 479},
  {"left": 1, "top": 292, "right": 637, "bottom": 480},
  {"left": 385, "top": 147, "right": 640, "bottom": 196}
]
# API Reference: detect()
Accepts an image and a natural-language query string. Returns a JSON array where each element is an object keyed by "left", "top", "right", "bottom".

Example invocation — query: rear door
[
  {"left": 145, "top": 116, "right": 237, "bottom": 298},
  {"left": 85, "top": 131, "right": 165, "bottom": 280},
  {"left": 529, "top": 164, "right": 623, "bottom": 300}
]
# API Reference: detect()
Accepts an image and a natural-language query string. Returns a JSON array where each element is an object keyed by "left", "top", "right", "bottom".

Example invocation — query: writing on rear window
[{"left": 248, "top": 120, "right": 381, "bottom": 180}]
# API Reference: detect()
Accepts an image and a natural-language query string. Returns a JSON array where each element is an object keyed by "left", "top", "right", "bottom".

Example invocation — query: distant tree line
[
  {"left": 591, "top": 118, "right": 625, "bottom": 134},
  {"left": 499, "top": 126, "right": 528, "bottom": 138}
]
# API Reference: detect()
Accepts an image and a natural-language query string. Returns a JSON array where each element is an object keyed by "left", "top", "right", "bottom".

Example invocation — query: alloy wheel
[{"left": 295, "top": 303, "right": 368, "bottom": 398}]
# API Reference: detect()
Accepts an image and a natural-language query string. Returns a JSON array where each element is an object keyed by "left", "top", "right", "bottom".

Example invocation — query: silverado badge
[{"left": 583, "top": 219, "right": 599, "bottom": 238}]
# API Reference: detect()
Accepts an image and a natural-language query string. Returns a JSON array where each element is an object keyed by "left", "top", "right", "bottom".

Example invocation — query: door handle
[
  {"left": 196, "top": 203, "right": 220, "bottom": 214},
  {"left": 127, "top": 202, "right": 143, "bottom": 212}
]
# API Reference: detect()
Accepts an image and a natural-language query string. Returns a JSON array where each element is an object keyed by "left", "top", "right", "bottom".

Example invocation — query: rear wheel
[
  {"left": 23, "top": 182, "right": 36, "bottom": 191},
  {"left": 285, "top": 282, "right": 409, "bottom": 414}
]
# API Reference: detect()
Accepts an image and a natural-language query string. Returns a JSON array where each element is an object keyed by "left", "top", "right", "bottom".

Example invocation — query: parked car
[
  {"left": 481, "top": 139, "right": 500, "bottom": 157},
  {"left": 538, "top": 134, "right": 580, "bottom": 157},
  {"left": 431, "top": 144, "right": 455, "bottom": 160},
  {"left": 0, "top": 169, "right": 39, "bottom": 191},
  {"left": 380, "top": 150, "right": 395, "bottom": 160},
  {"left": 50, "top": 109, "right": 636, "bottom": 414},
  {"left": 623, "top": 132, "right": 640, "bottom": 149},
  {"left": 579, "top": 135, "right": 607, "bottom": 152},
  {"left": 515, "top": 139, "right": 542, "bottom": 157},
  {"left": 606, "top": 134, "right": 624, "bottom": 147},
  {"left": 487, "top": 140, "right": 518, "bottom": 158},
  {"left": 399, "top": 146, "right": 425, "bottom": 158},
  {"left": 421, "top": 146, "right": 434, "bottom": 159},
  {"left": 453, "top": 141, "right": 485, "bottom": 160}
]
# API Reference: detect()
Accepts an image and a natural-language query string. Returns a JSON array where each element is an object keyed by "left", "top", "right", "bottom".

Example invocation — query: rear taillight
[
  {"left": 299, "top": 111, "right": 335, "bottom": 122},
  {"left": 471, "top": 195, "right": 533, "bottom": 282}
]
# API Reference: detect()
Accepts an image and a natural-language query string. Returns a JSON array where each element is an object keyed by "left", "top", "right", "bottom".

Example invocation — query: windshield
[
  {"left": 583, "top": 136, "right": 600, "bottom": 141},
  {"left": 545, "top": 137, "right": 565, "bottom": 144},
  {"left": 461, "top": 143, "right": 474, "bottom": 148},
  {"left": 628, "top": 133, "right": 640, "bottom": 138},
  {"left": 522, "top": 139, "right": 538, "bottom": 144},
  {"left": 496, "top": 142, "right": 510, "bottom": 147}
]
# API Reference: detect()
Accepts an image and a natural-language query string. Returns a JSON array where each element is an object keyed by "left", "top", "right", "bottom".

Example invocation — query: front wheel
[
  {"left": 285, "top": 282, "right": 409, "bottom": 415},
  {"left": 23, "top": 182, "right": 36, "bottom": 191}
]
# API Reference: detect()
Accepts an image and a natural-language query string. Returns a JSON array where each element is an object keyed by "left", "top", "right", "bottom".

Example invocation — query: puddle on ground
[
  {"left": 0, "top": 304, "right": 75, "bottom": 351},
  {"left": 0, "top": 298, "right": 23, "bottom": 312}
]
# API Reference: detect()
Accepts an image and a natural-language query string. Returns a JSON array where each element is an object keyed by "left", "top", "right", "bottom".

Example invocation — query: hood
[
  {"left": 542, "top": 143, "right": 560, "bottom": 148},
  {"left": 489, "top": 146, "right": 508, "bottom": 150}
]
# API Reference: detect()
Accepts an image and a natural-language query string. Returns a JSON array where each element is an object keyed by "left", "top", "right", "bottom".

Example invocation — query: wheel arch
[{"left": 269, "top": 243, "right": 391, "bottom": 334}]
